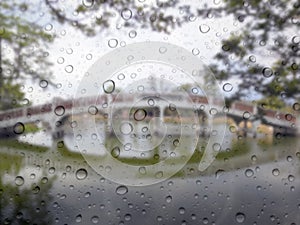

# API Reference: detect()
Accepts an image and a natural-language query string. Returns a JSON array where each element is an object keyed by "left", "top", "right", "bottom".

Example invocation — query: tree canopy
[{"left": 0, "top": 0, "right": 299, "bottom": 110}]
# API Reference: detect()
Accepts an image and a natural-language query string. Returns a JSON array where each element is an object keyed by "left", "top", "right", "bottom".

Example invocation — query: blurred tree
[
  {"left": 201, "top": 0, "right": 299, "bottom": 108},
  {"left": 0, "top": 1, "right": 53, "bottom": 110},
  {"left": 44, "top": 0, "right": 299, "bottom": 109}
]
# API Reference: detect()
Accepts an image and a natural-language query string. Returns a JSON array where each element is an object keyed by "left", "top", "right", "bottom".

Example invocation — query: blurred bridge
[{"left": 0, "top": 93, "right": 298, "bottom": 139}]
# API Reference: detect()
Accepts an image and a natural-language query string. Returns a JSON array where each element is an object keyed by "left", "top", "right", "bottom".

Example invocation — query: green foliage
[
  {"left": 0, "top": 1, "right": 54, "bottom": 109},
  {"left": 204, "top": 0, "right": 300, "bottom": 106}
]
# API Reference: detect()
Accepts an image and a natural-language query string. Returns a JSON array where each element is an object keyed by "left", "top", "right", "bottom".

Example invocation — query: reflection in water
[
  {"left": 0, "top": 152, "right": 55, "bottom": 225},
  {"left": 0, "top": 132, "right": 299, "bottom": 224}
]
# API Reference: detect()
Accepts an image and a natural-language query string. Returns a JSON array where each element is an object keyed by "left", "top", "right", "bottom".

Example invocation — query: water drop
[
  {"left": 54, "top": 105, "right": 65, "bottom": 116},
  {"left": 32, "top": 186, "right": 40, "bottom": 194},
  {"left": 292, "top": 36, "right": 300, "bottom": 44},
  {"left": 116, "top": 185, "right": 128, "bottom": 195},
  {"left": 88, "top": 106, "right": 98, "bottom": 115},
  {"left": 235, "top": 212, "right": 246, "bottom": 223},
  {"left": 91, "top": 216, "right": 99, "bottom": 224},
  {"left": 199, "top": 24, "right": 210, "bottom": 33},
  {"left": 245, "top": 168, "right": 254, "bottom": 178},
  {"left": 121, "top": 8, "right": 132, "bottom": 20},
  {"left": 262, "top": 67, "right": 273, "bottom": 78},
  {"left": 108, "top": 39, "right": 118, "bottom": 48},
  {"left": 82, "top": 0, "right": 94, "bottom": 8},
  {"left": 165, "top": 195, "right": 172, "bottom": 203},
  {"left": 192, "top": 48, "right": 200, "bottom": 55},
  {"left": 39, "top": 80, "right": 48, "bottom": 88},
  {"left": 223, "top": 83, "right": 233, "bottom": 92},
  {"left": 117, "top": 73, "right": 125, "bottom": 80},
  {"left": 138, "top": 166, "right": 146, "bottom": 175},
  {"left": 86, "top": 53, "right": 93, "bottom": 60},
  {"left": 134, "top": 109, "right": 147, "bottom": 121},
  {"left": 57, "top": 57, "right": 64, "bottom": 64},
  {"left": 44, "top": 23, "right": 53, "bottom": 31},
  {"left": 13, "top": 122, "right": 25, "bottom": 134},
  {"left": 75, "top": 168, "right": 88, "bottom": 180},
  {"left": 15, "top": 176, "right": 24, "bottom": 186},
  {"left": 249, "top": 55, "right": 256, "bottom": 62},
  {"left": 292, "top": 102, "right": 300, "bottom": 111},
  {"left": 128, "top": 30, "right": 137, "bottom": 38},
  {"left": 243, "top": 111, "right": 251, "bottom": 119},
  {"left": 159, "top": 47, "right": 167, "bottom": 54},
  {"left": 288, "top": 175, "right": 295, "bottom": 182},
  {"left": 65, "top": 65, "right": 74, "bottom": 73},
  {"left": 103, "top": 80, "right": 115, "bottom": 93},
  {"left": 155, "top": 171, "right": 163, "bottom": 178},
  {"left": 111, "top": 147, "right": 120, "bottom": 158},
  {"left": 272, "top": 168, "right": 280, "bottom": 176},
  {"left": 179, "top": 207, "right": 185, "bottom": 214},
  {"left": 76, "top": 214, "right": 82, "bottom": 222},
  {"left": 147, "top": 98, "right": 155, "bottom": 106},
  {"left": 120, "top": 122, "right": 133, "bottom": 135}
]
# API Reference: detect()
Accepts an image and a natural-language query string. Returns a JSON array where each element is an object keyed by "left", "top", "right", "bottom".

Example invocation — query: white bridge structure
[{"left": 0, "top": 93, "right": 298, "bottom": 139}]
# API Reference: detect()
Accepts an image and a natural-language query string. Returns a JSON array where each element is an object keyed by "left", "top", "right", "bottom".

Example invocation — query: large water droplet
[
  {"left": 272, "top": 168, "right": 280, "bottom": 176},
  {"left": 121, "top": 8, "right": 132, "bottom": 20},
  {"left": 75, "top": 168, "right": 88, "bottom": 180},
  {"left": 129, "top": 30, "right": 137, "bottom": 38},
  {"left": 108, "top": 39, "right": 118, "bottom": 48},
  {"left": 293, "top": 102, "right": 300, "bottom": 111},
  {"left": 15, "top": 176, "right": 25, "bottom": 186},
  {"left": 116, "top": 185, "right": 128, "bottom": 195},
  {"left": 91, "top": 216, "right": 99, "bottom": 224},
  {"left": 223, "top": 83, "right": 233, "bottom": 92},
  {"left": 65, "top": 65, "right": 74, "bottom": 73},
  {"left": 82, "top": 0, "right": 94, "bottom": 8},
  {"left": 262, "top": 67, "right": 273, "bottom": 78},
  {"left": 75, "top": 214, "right": 82, "bottom": 222},
  {"left": 245, "top": 168, "right": 254, "bottom": 178},
  {"left": 249, "top": 55, "right": 256, "bottom": 62},
  {"left": 120, "top": 122, "right": 133, "bottom": 135},
  {"left": 199, "top": 24, "right": 210, "bottom": 33},
  {"left": 54, "top": 106, "right": 65, "bottom": 116},
  {"left": 13, "top": 122, "right": 25, "bottom": 134},
  {"left": 134, "top": 109, "right": 147, "bottom": 121},
  {"left": 111, "top": 147, "right": 120, "bottom": 158},
  {"left": 88, "top": 106, "right": 98, "bottom": 115},
  {"left": 39, "top": 80, "right": 48, "bottom": 88},
  {"left": 235, "top": 212, "right": 246, "bottom": 223},
  {"left": 103, "top": 80, "right": 115, "bottom": 93}
]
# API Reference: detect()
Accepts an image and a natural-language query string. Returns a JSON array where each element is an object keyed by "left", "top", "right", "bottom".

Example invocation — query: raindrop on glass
[
  {"left": 159, "top": 47, "right": 167, "bottom": 54},
  {"left": 108, "top": 39, "right": 118, "bottom": 48},
  {"left": 75, "top": 214, "right": 82, "bottom": 222},
  {"left": 134, "top": 109, "right": 147, "bottom": 121},
  {"left": 235, "top": 212, "right": 246, "bottom": 223},
  {"left": 116, "top": 185, "right": 128, "bottom": 195},
  {"left": 293, "top": 103, "right": 300, "bottom": 111},
  {"left": 121, "top": 8, "right": 132, "bottom": 20},
  {"left": 54, "top": 105, "right": 65, "bottom": 116},
  {"left": 199, "top": 24, "right": 210, "bottom": 33},
  {"left": 272, "top": 168, "right": 280, "bottom": 176},
  {"left": 75, "top": 168, "right": 88, "bottom": 180},
  {"left": 249, "top": 55, "right": 256, "bottom": 62},
  {"left": 82, "top": 0, "right": 94, "bottom": 8},
  {"left": 13, "top": 122, "right": 25, "bottom": 134},
  {"left": 88, "top": 106, "right": 98, "bottom": 115},
  {"left": 15, "top": 176, "right": 25, "bottom": 186},
  {"left": 111, "top": 147, "right": 120, "bottom": 158},
  {"left": 39, "top": 80, "right": 48, "bottom": 88},
  {"left": 262, "top": 67, "right": 273, "bottom": 78},
  {"left": 223, "top": 83, "right": 233, "bottom": 92},
  {"left": 120, "top": 122, "right": 133, "bottom": 135},
  {"left": 103, "top": 80, "right": 115, "bottom": 94},
  {"left": 245, "top": 168, "right": 254, "bottom": 178},
  {"left": 129, "top": 30, "right": 137, "bottom": 38},
  {"left": 65, "top": 65, "right": 74, "bottom": 73},
  {"left": 91, "top": 216, "right": 99, "bottom": 224}
]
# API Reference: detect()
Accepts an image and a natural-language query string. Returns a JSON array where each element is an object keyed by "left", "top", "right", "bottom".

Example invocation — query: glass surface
[{"left": 0, "top": 0, "right": 299, "bottom": 224}]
